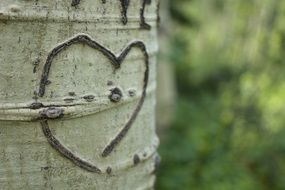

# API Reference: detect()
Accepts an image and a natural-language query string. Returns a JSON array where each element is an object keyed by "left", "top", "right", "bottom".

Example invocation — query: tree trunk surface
[
  {"left": 156, "top": 0, "right": 176, "bottom": 133},
  {"left": 0, "top": 1, "right": 159, "bottom": 189}
]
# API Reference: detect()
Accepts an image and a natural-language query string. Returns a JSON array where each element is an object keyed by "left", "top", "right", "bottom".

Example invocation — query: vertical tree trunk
[
  {"left": 156, "top": 0, "right": 176, "bottom": 134},
  {"left": 0, "top": 1, "right": 159, "bottom": 189}
]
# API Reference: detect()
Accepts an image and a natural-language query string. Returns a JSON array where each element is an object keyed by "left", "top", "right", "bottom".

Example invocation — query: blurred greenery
[{"left": 156, "top": 0, "right": 285, "bottom": 189}]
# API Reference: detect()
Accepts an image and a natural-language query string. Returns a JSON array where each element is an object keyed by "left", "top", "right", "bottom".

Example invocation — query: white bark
[{"left": 0, "top": 1, "right": 159, "bottom": 189}]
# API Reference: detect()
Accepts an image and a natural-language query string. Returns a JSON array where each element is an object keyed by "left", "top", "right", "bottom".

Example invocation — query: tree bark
[
  {"left": 156, "top": 0, "right": 176, "bottom": 134},
  {"left": 0, "top": 1, "right": 159, "bottom": 189}
]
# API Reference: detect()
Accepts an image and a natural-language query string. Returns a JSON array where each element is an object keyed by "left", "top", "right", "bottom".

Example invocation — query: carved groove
[
  {"left": 38, "top": 34, "right": 149, "bottom": 171},
  {"left": 74, "top": 0, "right": 152, "bottom": 29},
  {"left": 41, "top": 120, "right": 102, "bottom": 173},
  {"left": 119, "top": 0, "right": 129, "bottom": 25},
  {"left": 71, "top": 0, "right": 81, "bottom": 6},
  {"left": 140, "top": 0, "right": 152, "bottom": 29},
  {"left": 117, "top": 0, "right": 153, "bottom": 28}
]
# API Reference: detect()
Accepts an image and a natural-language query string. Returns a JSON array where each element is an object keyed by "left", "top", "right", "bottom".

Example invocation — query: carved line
[
  {"left": 156, "top": 0, "right": 160, "bottom": 25},
  {"left": 77, "top": 0, "right": 152, "bottom": 29},
  {"left": 39, "top": 35, "right": 117, "bottom": 97},
  {"left": 117, "top": 0, "right": 152, "bottom": 29},
  {"left": 101, "top": 38, "right": 149, "bottom": 157},
  {"left": 119, "top": 0, "right": 152, "bottom": 29},
  {"left": 41, "top": 120, "right": 102, "bottom": 173},
  {"left": 71, "top": 0, "right": 81, "bottom": 6},
  {"left": 140, "top": 0, "right": 152, "bottom": 29},
  {"left": 38, "top": 34, "right": 149, "bottom": 170},
  {"left": 119, "top": 0, "right": 129, "bottom": 25}
]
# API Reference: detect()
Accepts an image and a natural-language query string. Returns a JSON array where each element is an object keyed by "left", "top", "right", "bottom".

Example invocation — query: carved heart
[{"left": 38, "top": 34, "right": 149, "bottom": 173}]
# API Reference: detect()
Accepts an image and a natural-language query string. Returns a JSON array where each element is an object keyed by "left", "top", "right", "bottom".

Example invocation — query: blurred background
[{"left": 155, "top": 0, "right": 285, "bottom": 189}]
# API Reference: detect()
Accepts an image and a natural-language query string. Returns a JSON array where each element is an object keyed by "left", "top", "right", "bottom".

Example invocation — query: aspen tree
[
  {"left": 156, "top": 0, "right": 175, "bottom": 133},
  {"left": 0, "top": 1, "right": 159, "bottom": 189}
]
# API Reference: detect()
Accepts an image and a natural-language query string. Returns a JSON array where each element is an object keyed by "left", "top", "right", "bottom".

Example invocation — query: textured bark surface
[{"left": 0, "top": 1, "right": 159, "bottom": 189}]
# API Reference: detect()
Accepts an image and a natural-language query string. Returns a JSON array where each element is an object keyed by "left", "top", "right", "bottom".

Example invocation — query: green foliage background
[{"left": 156, "top": 0, "right": 285, "bottom": 189}]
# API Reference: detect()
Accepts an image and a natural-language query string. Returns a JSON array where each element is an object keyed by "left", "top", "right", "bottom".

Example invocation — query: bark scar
[
  {"left": 101, "top": 0, "right": 152, "bottom": 29},
  {"left": 71, "top": 0, "right": 81, "bottom": 6},
  {"left": 38, "top": 34, "right": 149, "bottom": 171},
  {"left": 140, "top": 0, "right": 152, "bottom": 29},
  {"left": 41, "top": 120, "right": 102, "bottom": 173}
]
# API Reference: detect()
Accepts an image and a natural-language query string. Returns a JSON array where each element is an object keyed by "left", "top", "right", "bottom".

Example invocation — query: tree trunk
[
  {"left": 156, "top": 0, "right": 176, "bottom": 134},
  {"left": 0, "top": 1, "right": 159, "bottom": 189}
]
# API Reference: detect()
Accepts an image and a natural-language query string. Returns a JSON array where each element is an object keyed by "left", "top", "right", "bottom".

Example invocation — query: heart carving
[{"left": 38, "top": 34, "right": 149, "bottom": 173}]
